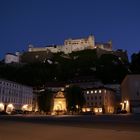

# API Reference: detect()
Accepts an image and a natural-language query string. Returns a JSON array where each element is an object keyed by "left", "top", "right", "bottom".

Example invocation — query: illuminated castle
[{"left": 28, "top": 35, "right": 112, "bottom": 54}]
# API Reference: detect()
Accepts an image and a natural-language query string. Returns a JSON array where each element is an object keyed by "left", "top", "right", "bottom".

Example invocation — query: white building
[
  {"left": 5, "top": 52, "right": 20, "bottom": 64},
  {"left": 0, "top": 79, "right": 33, "bottom": 113},
  {"left": 121, "top": 75, "right": 140, "bottom": 113},
  {"left": 28, "top": 35, "right": 112, "bottom": 54},
  {"left": 83, "top": 87, "right": 115, "bottom": 114}
]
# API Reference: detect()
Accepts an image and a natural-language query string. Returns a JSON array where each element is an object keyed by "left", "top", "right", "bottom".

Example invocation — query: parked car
[
  {"left": 120, "top": 110, "right": 127, "bottom": 114},
  {"left": 11, "top": 110, "right": 24, "bottom": 115},
  {"left": 80, "top": 111, "right": 95, "bottom": 115},
  {"left": 116, "top": 109, "right": 127, "bottom": 114},
  {"left": 0, "top": 111, "right": 8, "bottom": 115}
]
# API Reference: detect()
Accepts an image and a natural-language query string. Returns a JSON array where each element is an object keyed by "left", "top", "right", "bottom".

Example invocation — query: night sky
[{"left": 0, "top": 0, "right": 140, "bottom": 60}]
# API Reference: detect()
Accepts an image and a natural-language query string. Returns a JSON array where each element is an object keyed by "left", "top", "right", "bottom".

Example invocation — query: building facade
[
  {"left": 4, "top": 52, "right": 20, "bottom": 64},
  {"left": 83, "top": 87, "right": 115, "bottom": 114},
  {"left": 121, "top": 75, "right": 140, "bottom": 113},
  {"left": 52, "top": 91, "right": 67, "bottom": 115},
  {"left": 0, "top": 79, "right": 33, "bottom": 113}
]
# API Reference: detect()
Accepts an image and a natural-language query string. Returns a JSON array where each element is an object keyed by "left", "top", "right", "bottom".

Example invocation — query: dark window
[{"left": 95, "top": 96, "right": 97, "bottom": 100}]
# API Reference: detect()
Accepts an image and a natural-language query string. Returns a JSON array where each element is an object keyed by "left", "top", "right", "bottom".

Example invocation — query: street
[{"left": 0, "top": 114, "right": 140, "bottom": 140}]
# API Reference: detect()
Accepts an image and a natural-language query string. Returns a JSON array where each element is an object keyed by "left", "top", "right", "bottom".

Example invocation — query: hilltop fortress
[
  {"left": 4, "top": 34, "right": 128, "bottom": 64},
  {"left": 28, "top": 35, "right": 112, "bottom": 54}
]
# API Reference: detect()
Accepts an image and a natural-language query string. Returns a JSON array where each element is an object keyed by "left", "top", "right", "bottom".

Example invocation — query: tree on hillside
[
  {"left": 96, "top": 54, "right": 128, "bottom": 84},
  {"left": 65, "top": 85, "right": 85, "bottom": 113},
  {"left": 130, "top": 52, "right": 140, "bottom": 73}
]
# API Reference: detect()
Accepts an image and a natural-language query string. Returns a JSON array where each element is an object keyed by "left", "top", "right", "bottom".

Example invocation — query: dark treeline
[{"left": 0, "top": 50, "right": 139, "bottom": 86}]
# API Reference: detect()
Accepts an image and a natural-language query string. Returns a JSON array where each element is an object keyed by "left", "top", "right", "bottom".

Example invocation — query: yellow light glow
[
  {"left": 22, "top": 104, "right": 28, "bottom": 111},
  {"left": 126, "top": 100, "right": 129, "bottom": 105},
  {"left": 6, "top": 104, "right": 14, "bottom": 113},
  {"left": 124, "top": 100, "right": 127, "bottom": 103},
  {"left": 61, "top": 88, "right": 64, "bottom": 91},
  {"left": 125, "top": 100, "right": 129, "bottom": 112},
  {"left": 82, "top": 108, "right": 86, "bottom": 112},
  {"left": 87, "top": 108, "right": 91, "bottom": 111},
  {"left": 121, "top": 100, "right": 130, "bottom": 112},
  {"left": 76, "top": 105, "right": 79, "bottom": 109},
  {"left": 94, "top": 107, "right": 102, "bottom": 113},
  {"left": 53, "top": 91, "right": 67, "bottom": 114},
  {"left": 53, "top": 99, "right": 66, "bottom": 111},
  {"left": 0, "top": 103, "right": 4, "bottom": 111},
  {"left": 7, "top": 104, "right": 14, "bottom": 109},
  {"left": 99, "top": 108, "right": 102, "bottom": 113},
  {"left": 94, "top": 108, "right": 98, "bottom": 113}
]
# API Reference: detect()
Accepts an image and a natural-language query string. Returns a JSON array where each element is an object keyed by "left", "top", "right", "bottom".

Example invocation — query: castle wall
[{"left": 27, "top": 35, "right": 112, "bottom": 54}]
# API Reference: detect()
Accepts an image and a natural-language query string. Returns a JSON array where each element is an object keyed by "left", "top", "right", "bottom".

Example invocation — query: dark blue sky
[{"left": 0, "top": 0, "right": 140, "bottom": 60}]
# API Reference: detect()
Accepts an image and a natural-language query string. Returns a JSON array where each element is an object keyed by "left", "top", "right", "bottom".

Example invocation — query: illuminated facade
[
  {"left": 0, "top": 79, "right": 33, "bottom": 113},
  {"left": 52, "top": 91, "right": 67, "bottom": 114},
  {"left": 121, "top": 75, "right": 140, "bottom": 113},
  {"left": 28, "top": 35, "right": 112, "bottom": 54},
  {"left": 83, "top": 87, "right": 115, "bottom": 114},
  {"left": 4, "top": 52, "right": 20, "bottom": 64}
]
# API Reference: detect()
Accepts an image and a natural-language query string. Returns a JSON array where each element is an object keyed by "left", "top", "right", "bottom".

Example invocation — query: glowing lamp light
[
  {"left": 6, "top": 104, "right": 14, "bottom": 113},
  {"left": 22, "top": 104, "right": 28, "bottom": 111},
  {"left": 76, "top": 105, "right": 79, "bottom": 109},
  {"left": 0, "top": 103, "right": 4, "bottom": 111},
  {"left": 126, "top": 100, "right": 129, "bottom": 105},
  {"left": 82, "top": 108, "right": 86, "bottom": 112},
  {"left": 94, "top": 108, "right": 102, "bottom": 113},
  {"left": 94, "top": 108, "right": 98, "bottom": 113},
  {"left": 7, "top": 104, "right": 14, "bottom": 109},
  {"left": 124, "top": 100, "right": 127, "bottom": 103},
  {"left": 99, "top": 108, "right": 102, "bottom": 113},
  {"left": 87, "top": 108, "right": 91, "bottom": 111}
]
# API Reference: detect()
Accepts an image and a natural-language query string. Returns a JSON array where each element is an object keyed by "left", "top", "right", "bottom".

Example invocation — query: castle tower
[
  {"left": 108, "top": 40, "right": 112, "bottom": 50},
  {"left": 88, "top": 34, "right": 95, "bottom": 48},
  {"left": 28, "top": 44, "right": 34, "bottom": 52}
]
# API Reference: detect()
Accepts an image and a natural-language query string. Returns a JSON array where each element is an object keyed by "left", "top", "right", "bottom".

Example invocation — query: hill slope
[{"left": 0, "top": 49, "right": 129, "bottom": 86}]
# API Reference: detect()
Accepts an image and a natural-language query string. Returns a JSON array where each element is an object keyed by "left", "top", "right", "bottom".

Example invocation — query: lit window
[
  {"left": 104, "top": 90, "right": 106, "bottom": 93},
  {"left": 91, "top": 91, "right": 93, "bottom": 94},
  {"left": 87, "top": 91, "right": 89, "bottom": 94},
  {"left": 95, "top": 90, "right": 97, "bottom": 93},
  {"left": 99, "top": 90, "right": 102, "bottom": 93}
]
